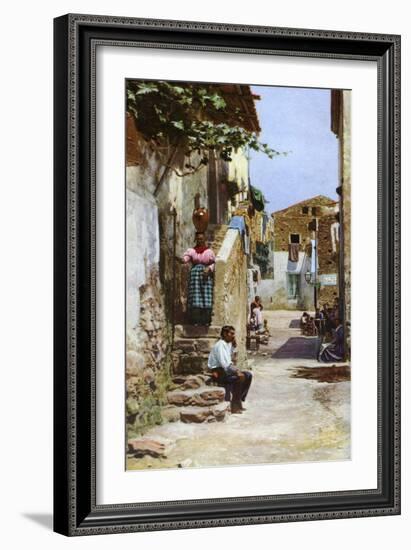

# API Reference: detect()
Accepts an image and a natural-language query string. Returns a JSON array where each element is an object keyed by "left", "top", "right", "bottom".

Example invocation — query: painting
[{"left": 125, "top": 80, "right": 351, "bottom": 471}]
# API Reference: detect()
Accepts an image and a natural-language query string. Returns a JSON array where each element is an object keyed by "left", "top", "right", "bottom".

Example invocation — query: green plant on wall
[{"left": 127, "top": 80, "right": 282, "bottom": 179}]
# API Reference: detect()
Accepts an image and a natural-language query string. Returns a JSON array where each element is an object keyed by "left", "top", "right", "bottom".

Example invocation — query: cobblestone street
[{"left": 127, "top": 310, "right": 351, "bottom": 470}]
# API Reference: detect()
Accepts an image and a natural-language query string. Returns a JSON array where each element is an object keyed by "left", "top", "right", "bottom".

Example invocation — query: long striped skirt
[{"left": 187, "top": 264, "right": 213, "bottom": 325}]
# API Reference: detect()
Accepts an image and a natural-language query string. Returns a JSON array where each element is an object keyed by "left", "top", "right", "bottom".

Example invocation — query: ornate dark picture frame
[{"left": 53, "top": 14, "right": 401, "bottom": 536}]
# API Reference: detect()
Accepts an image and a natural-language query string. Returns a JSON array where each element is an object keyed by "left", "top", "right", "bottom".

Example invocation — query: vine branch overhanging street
[{"left": 127, "top": 80, "right": 287, "bottom": 195}]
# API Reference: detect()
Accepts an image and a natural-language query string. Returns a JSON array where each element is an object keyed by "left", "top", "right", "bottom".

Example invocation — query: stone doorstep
[
  {"left": 174, "top": 325, "right": 221, "bottom": 339},
  {"left": 180, "top": 401, "right": 230, "bottom": 423},
  {"left": 167, "top": 386, "right": 226, "bottom": 407}
]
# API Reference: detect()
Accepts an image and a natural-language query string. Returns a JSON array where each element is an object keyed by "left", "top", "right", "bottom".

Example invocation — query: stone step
[
  {"left": 172, "top": 353, "right": 210, "bottom": 375},
  {"left": 171, "top": 374, "right": 210, "bottom": 390},
  {"left": 174, "top": 325, "right": 221, "bottom": 339},
  {"left": 167, "top": 386, "right": 226, "bottom": 407},
  {"left": 173, "top": 337, "right": 218, "bottom": 354},
  {"left": 179, "top": 401, "right": 230, "bottom": 423}
]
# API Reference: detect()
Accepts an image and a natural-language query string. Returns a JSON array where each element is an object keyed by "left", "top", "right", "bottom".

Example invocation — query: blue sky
[{"left": 249, "top": 86, "right": 339, "bottom": 213}]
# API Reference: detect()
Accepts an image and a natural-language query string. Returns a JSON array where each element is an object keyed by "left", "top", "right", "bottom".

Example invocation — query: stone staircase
[
  {"left": 163, "top": 224, "right": 230, "bottom": 424},
  {"left": 167, "top": 324, "right": 231, "bottom": 423},
  {"left": 208, "top": 223, "right": 228, "bottom": 253}
]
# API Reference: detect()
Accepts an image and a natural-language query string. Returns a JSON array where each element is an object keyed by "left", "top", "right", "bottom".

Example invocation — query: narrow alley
[{"left": 127, "top": 310, "right": 351, "bottom": 471}]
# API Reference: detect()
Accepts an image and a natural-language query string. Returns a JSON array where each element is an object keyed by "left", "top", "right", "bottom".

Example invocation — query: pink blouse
[{"left": 182, "top": 248, "right": 216, "bottom": 272}]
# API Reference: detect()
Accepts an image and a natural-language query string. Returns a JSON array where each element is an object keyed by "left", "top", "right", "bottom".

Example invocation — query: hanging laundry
[
  {"left": 288, "top": 243, "right": 299, "bottom": 262},
  {"left": 249, "top": 185, "right": 266, "bottom": 212},
  {"left": 228, "top": 215, "right": 246, "bottom": 235}
]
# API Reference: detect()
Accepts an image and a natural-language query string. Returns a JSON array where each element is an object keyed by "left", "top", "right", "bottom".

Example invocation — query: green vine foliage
[{"left": 127, "top": 80, "right": 283, "bottom": 176}]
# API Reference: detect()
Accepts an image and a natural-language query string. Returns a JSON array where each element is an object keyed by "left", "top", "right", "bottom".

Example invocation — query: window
[
  {"left": 302, "top": 206, "right": 309, "bottom": 214},
  {"left": 311, "top": 206, "right": 317, "bottom": 216},
  {"left": 290, "top": 233, "right": 300, "bottom": 244},
  {"left": 287, "top": 274, "right": 300, "bottom": 299}
]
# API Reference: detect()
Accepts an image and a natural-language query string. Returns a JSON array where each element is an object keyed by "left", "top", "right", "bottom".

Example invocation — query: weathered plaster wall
[
  {"left": 256, "top": 279, "right": 276, "bottom": 308},
  {"left": 270, "top": 251, "right": 313, "bottom": 310},
  {"left": 227, "top": 149, "right": 248, "bottom": 192},
  {"left": 126, "top": 127, "right": 174, "bottom": 437},
  {"left": 126, "top": 182, "right": 172, "bottom": 438}
]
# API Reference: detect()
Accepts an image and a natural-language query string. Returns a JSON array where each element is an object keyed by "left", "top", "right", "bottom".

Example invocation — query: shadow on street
[{"left": 272, "top": 336, "right": 318, "bottom": 359}]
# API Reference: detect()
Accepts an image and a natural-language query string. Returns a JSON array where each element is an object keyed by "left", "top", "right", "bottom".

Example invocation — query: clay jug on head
[{"left": 192, "top": 207, "right": 209, "bottom": 233}]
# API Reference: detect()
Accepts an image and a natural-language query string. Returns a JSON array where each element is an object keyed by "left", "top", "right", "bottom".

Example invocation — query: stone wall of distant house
[
  {"left": 273, "top": 215, "right": 312, "bottom": 252},
  {"left": 270, "top": 197, "right": 339, "bottom": 312},
  {"left": 273, "top": 196, "right": 338, "bottom": 251}
]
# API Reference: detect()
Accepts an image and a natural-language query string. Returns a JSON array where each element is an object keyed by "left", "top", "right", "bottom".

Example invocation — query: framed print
[{"left": 53, "top": 14, "right": 401, "bottom": 536}]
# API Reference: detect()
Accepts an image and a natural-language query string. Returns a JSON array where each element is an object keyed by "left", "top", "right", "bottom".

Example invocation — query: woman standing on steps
[{"left": 178, "top": 231, "right": 216, "bottom": 326}]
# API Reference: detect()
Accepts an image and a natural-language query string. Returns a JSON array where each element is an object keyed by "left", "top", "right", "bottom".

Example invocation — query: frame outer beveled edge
[{"left": 55, "top": 13, "right": 401, "bottom": 535}]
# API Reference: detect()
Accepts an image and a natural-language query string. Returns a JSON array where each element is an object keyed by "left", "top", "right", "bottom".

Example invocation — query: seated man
[{"left": 207, "top": 325, "right": 252, "bottom": 414}]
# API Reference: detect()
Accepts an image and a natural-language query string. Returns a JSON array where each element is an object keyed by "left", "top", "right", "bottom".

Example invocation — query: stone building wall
[
  {"left": 126, "top": 179, "right": 171, "bottom": 439},
  {"left": 317, "top": 214, "right": 340, "bottom": 308},
  {"left": 342, "top": 91, "right": 351, "bottom": 337},
  {"left": 331, "top": 90, "right": 351, "bottom": 358},
  {"left": 213, "top": 229, "right": 248, "bottom": 367},
  {"left": 125, "top": 115, "right": 253, "bottom": 435},
  {"left": 126, "top": 119, "right": 209, "bottom": 437}
]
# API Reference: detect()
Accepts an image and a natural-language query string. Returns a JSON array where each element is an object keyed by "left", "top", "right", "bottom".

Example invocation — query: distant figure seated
[
  {"left": 250, "top": 305, "right": 264, "bottom": 333},
  {"left": 305, "top": 316, "right": 318, "bottom": 336},
  {"left": 207, "top": 325, "right": 252, "bottom": 414},
  {"left": 318, "top": 317, "right": 344, "bottom": 362},
  {"left": 250, "top": 295, "right": 263, "bottom": 318},
  {"left": 300, "top": 312, "right": 309, "bottom": 334}
]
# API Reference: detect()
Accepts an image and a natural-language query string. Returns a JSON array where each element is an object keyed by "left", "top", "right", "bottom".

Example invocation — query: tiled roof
[
  {"left": 198, "top": 83, "right": 260, "bottom": 133},
  {"left": 271, "top": 195, "right": 338, "bottom": 215}
]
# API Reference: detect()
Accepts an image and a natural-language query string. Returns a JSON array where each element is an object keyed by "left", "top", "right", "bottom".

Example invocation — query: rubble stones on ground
[
  {"left": 128, "top": 438, "right": 168, "bottom": 458},
  {"left": 178, "top": 458, "right": 193, "bottom": 468}
]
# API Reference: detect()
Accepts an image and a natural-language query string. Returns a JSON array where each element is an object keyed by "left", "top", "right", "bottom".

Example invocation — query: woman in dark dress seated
[{"left": 318, "top": 317, "right": 344, "bottom": 362}]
